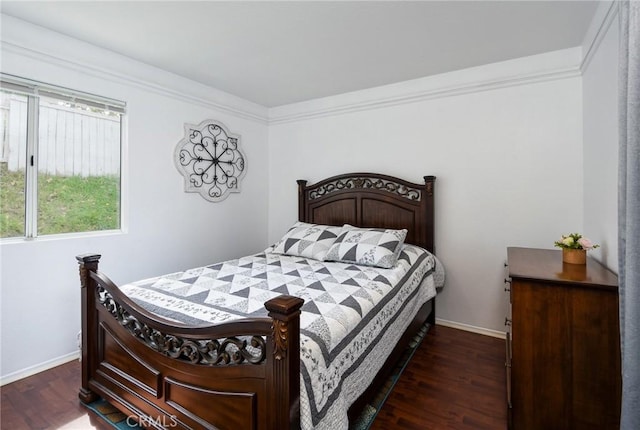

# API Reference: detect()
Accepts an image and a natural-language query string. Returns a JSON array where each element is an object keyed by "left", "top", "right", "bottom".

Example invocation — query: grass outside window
[{"left": 1, "top": 162, "right": 120, "bottom": 238}]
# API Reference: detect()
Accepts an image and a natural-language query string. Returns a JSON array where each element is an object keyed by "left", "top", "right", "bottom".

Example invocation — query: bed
[{"left": 77, "top": 172, "right": 438, "bottom": 430}]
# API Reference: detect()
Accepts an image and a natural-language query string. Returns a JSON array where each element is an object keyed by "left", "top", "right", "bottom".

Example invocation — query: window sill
[{"left": 0, "top": 229, "right": 126, "bottom": 245}]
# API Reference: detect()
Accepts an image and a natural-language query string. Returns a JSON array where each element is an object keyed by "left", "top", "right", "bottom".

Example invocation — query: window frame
[{"left": 0, "top": 74, "right": 127, "bottom": 241}]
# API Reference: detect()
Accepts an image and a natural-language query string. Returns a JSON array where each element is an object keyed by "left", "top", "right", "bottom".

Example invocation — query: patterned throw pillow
[
  {"left": 324, "top": 226, "right": 408, "bottom": 269},
  {"left": 271, "top": 222, "right": 343, "bottom": 261}
]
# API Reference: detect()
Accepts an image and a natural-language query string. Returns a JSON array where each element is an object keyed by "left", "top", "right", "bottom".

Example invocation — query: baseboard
[
  {"left": 436, "top": 318, "right": 506, "bottom": 339},
  {"left": 0, "top": 350, "right": 80, "bottom": 386}
]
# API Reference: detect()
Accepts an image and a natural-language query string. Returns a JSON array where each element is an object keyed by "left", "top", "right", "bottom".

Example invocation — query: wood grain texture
[
  {"left": 298, "top": 173, "right": 436, "bottom": 253},
  {"left": 508, "top": 247, "right": 621, "bottom": 430},
  {"left": 371, "top": 326, "right": 508, "bottom": 430},
  {"left": 1, "top": 326, "right": 507, "bottom": 430},
  {"left": 507, "top": 247, "right": 617, "bottom": 289},
  {"left": 1, "top": 359, "right": 112, "bottom": 430}
]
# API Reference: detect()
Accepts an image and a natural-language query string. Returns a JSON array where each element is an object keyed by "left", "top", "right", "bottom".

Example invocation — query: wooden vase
[{"left": 562, "top": 248, "right": 587, "bottom": 265}]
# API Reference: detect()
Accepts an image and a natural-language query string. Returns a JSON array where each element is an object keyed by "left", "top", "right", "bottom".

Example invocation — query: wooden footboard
[{"left": 77, "top": 254, "right": 304, "bottom": 430}]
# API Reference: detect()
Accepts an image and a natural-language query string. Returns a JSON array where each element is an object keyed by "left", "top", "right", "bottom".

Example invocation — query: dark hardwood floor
[
  {"left": 371, "top": 325, "right": 507, "bottom": 430},
  {"left": 0, "top": 357, "right": 112, "bottom": 430},
  {"left": 1, "top": 326, "right": 507, "bottom": 429}
]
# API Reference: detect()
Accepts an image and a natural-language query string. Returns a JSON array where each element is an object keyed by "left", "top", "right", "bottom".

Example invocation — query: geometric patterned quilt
[{"left": 120, "top": 244, "right": 437, "bottom": 430}]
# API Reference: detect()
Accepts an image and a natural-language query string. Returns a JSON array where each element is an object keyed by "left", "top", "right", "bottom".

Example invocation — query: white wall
[
  {"left": 1, "top": 6, "right": 620, "bottom": 381},
  {"left": 268, "top": 50, "right": 584, "bottom": 334},
  {"left": 582, "top": 1, "right": 619, "bottom": 271},
  {"left": 0, "top": 16, "right": 269, "bottom": 382}
]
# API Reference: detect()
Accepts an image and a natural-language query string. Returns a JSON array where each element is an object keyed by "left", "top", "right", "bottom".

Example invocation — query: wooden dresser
[{"left": 505, "top": 247, "right": 621, "bottom": 430}]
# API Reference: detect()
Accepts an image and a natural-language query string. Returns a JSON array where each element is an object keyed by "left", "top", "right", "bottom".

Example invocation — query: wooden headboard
[{"left": 297, "top": 173, "right": 436, "bottom": 253}]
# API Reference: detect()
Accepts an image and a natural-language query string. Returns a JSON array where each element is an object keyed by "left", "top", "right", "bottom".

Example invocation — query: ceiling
[{"left": 0, "top": 1, "right": 600, "bottom": 107}]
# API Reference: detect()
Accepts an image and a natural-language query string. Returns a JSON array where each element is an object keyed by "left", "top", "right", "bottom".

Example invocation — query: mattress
[{"left": 120, "top": 244, "right": 439, "bottom": 429}]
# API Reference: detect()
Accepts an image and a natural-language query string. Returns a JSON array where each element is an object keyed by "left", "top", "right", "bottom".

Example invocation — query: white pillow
[
  {"left": 324, "top": 226, "right": 407, "bottom": 269},
  {"left": 271, "top": 222, "right": 343, "bottom": 261}
]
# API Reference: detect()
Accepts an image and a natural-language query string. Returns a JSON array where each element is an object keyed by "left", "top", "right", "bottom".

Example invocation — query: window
[{"left": 0, "top": 75, "right": 125, "bottom": 239}]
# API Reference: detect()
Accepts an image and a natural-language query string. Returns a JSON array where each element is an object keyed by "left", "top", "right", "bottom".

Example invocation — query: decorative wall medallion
[{"left": 175, "top": 120, "right": 246, "bottom": 202}]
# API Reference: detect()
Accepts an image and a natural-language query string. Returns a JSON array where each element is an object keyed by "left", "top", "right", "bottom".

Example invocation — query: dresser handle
[{"left": 504, "top": 278, "right": 511, "bottom": 292}]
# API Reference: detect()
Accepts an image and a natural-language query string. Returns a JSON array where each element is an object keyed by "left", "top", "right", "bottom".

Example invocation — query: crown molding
[
  {"left": 269, "top": 48, "right": 583, "bottom": 125},
  {"left": 0, "top": 15, "right": 269, "bottom": 124},
  {"left": 580, "top": 0, "right": 619, "bottom": 73},
  {"left": 3, "top": 11, "right": 601, "bottom": 128}
]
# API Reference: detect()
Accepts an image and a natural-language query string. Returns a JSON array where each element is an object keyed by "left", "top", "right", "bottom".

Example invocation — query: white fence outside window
[{"left": 0, "top": 95, "right": 120, "bottom": 176}]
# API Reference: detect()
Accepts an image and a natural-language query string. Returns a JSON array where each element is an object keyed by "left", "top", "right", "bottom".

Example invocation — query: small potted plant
[{"left": 554, "top": 233, "right": 599, "bottom": 264}]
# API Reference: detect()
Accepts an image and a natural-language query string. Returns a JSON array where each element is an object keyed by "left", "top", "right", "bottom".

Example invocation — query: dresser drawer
[
  {"left": 503, "top": 260, "right": 513, "bottom": 422},
  {"left": 505, "top": 331, "right": 513, "bottom": 429},
  {"left": 505, "top": 331, "right": 512, "bottom": 407}
]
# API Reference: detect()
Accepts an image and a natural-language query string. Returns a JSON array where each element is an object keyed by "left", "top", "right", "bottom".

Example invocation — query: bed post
[
  {"left": 423, "top": 175, "right": 436, "bottom": 254},
  {"left": 265, "top": 295, "right": 304, "bottom": 430},
  {"left": 297, "top": 180, "right": 307, "bottom": 222},
  {"left": 76, "top": 253, "right": 101, "bottom": 404}
]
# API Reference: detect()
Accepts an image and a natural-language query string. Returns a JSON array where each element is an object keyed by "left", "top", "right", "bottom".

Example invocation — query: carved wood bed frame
[{"left": 77, "top": 172, "right": 436, "bottom": 430}]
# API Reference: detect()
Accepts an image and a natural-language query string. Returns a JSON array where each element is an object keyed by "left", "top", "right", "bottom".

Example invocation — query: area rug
[
  {"left": 84, "top": 399, "right": 141, "bottom": 429},
  {"left": 86, "top": 322, "right": 429, "bottom": 430}
]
